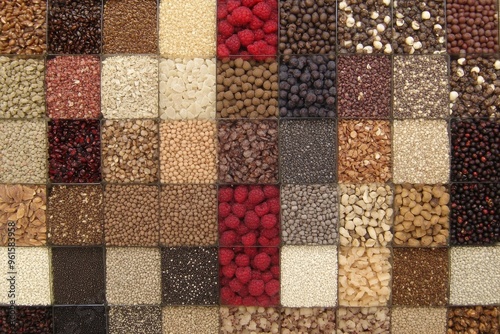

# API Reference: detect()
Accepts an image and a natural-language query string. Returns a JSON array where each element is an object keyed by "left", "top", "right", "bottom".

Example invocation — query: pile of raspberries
[
  {"left": 220, "top": 246, "right": 280, "bottom": 305},
  {"left": 217, "top": 0, "right": 278, "bottom": 59},
  {"left": 219, "top": 185, "right": 280, "bottom": 247}
]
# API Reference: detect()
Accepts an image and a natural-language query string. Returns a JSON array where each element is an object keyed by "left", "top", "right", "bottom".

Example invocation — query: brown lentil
[{"left": 447, "top": 306, "right": 499, "bottom": 334}]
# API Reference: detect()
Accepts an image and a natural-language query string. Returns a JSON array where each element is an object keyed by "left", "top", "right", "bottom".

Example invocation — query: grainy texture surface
[
  {"left": 220, "top": 306, "right": 280, "bottom": 333},
  {"left": 162, "top": 306, "right": 219, "bottom": 334},
  {"left": 109, "top": 306, "right": 162, "bottom": 334},
  {"left": 337, "top": 307, "right": 391, "bottom": 333},
  {"left": 53, "top": 306, "right": 106, "bottom": 334},
  {"left": 281, "top": 308, "right": 336, "bottom": 334},
  {"left": 391, "top": 307, "right": 447, "bottom": 334},
  {"left": 0, "top": 306, "right": 52, "bottom": 334},
  {"left": 447, "top": 306, "right": 499, "bottom": 334}
]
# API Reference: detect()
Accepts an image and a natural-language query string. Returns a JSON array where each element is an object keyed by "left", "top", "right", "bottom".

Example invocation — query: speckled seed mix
[
  {"left": 281, "top": 308, "right": 336, "bottom": 334},
  {"left": 53, "top": 306, "right": 106, "bottom": 334},
  {"left": 393, "top": 55, "right": 449, "bottom": 119},
  {"left": 391, "top": 307, "right": 447, "bottom": 334},
  {"left": 162, "top": 307, "right": 219, "bottom": 334},
  {"left": 447, "top": 306, "right": 499, "bottom": 334},
  {"left": 220, "top": 306, "right": 280, "bottom": 334},
  {"left": 109, "top": 306, "right": 162, "bottom": 334},
  {"left": 217, "top": 58, "right": 279, "bottom": 119},
  {"left": 0, "top": 307, "right": 52, "bottom": 334},
  {"left": 281, "top": 184, "right": 338, "bottom": 245},
  {"left": 337, "top": 307, "right": 391, "bottom": 333}
]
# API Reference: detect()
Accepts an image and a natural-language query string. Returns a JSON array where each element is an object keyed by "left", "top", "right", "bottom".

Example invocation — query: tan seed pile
[
  {"left": 162, "top": 307, "right": 219, "bottom": 334},
  {"left": 393, "top": 119, "right": 450, "bottom": 184},
  {"left": 338, "top": 120, "right": 392, "bottom": 183},
  {"left": 106, "top": 247, "right": 161, "bottom": 305},
  {"left": 159, "top": 0, "right": 215, "bottom": 58},
  {"left": 281, "top": 308, "right": 335, "bottom": 334},
  {"left": 217, "top": 58, "right": 279, "bottom": 119},
  {"left": 339, "top": 184, "right": 393, "bottom": 247},
  {"left": 109, "top": 306, "right": 162, "bottom": 334},
  {"left": 159, "top": 120, "right": 217, "bottom": 184},
  {"left": 102, "top": 119, "right": 159, "bottom": 183},
  {"left": 220, "top": 306, "right": 280, "bottom": 334},
  {"left": 337, "top": 307, "right": 391, "bottom": 333},
  {"left": 0, "top": 119, "right": 46, "bottom": 184},
  {"left": 0, "top": 184, "right": 46, "bottom": 246},
  {"left": 394, "top": 184, "right": 449, "bottom": 247},
  {"left": 159, "top": 58, "right": 216, "bottom": 120},
  {"left": 339, "top": 247, "right": 392, "bottom": 306},
  {"left": 104, "top": 185, "right": 159, "bottom": 246},
  {"left": 160, "top": 185, "right": 217, "bottom": 246},
  {"left": 0, "top": 56, "right": 45, "bottom": 118},
  {"left": 391, "top": 307, "right": 447, "bottom": 334}
]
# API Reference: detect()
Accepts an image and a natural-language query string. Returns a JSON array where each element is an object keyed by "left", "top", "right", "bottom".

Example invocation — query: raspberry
[
  {"left": 240, "top": 51, "right": 251, "bottom": 60},
  {"left": 271, "top": 253, "right": 279, "bottom": 265},
  {"left": 218, "top": 20, "right": 234, "bottom": 37},
  {"left": 248, "top": 188, "right": 266, "bottom": 204},
  {"left": 265, "top": 0, "right": 278, "bottom": 9},
  {"left": 217, "top": 6, "right": 228, "bottom": 19},
  {"left": 244, "top": 246, "right": 258, "bottom": 258},
  {"left": 251, "top": 270, "right": 261, "bottom": 280},
  {"left": 242, "top": 0, "right": 259, "bottom": 6},
  {"left": 263, "top": 185, "right": 279, "bottom": 198},
  {"left": 225, "top": 34, "right": 241, "bottom": 53},
  {"left": 261, "top": 271, "right": 273, "bottom": 283},
  {"left": 254, "top": 202, "right": 270, "bottom": 217},
  {"left": 261, "top": 214, "right": 277, "bottom": 229},
  {"left": 218, "top": 202, "right": 232, "bottom": 218},
  {"left": 253, "top": 30, "right": 265, "bottom": 41},
  {"left": 248, "top": 279, "right": 265, "bottom": 296},
  {"left": 242, "top": 296, "right": 257, "bottom": 305},
  {"left": 249, "top": 16, "right": 264, "bottom": 30},
  {"left": 258, "top": 235, "right": 270, "bottom": 246},
  {"left": 265, "top": 279, "right": 280, "bottom": 296},
  {"left": 252, "top": 2, "right": 271, "bottom": 20},
  {"left": 269, "top": 237, "right": 280, "bottom": 246},
  {"left": 264, "top": 33, "right": 277, "bottom": 46},
  {"left": 227, "top": 0, "right": 241, "bottom": 12},
  {"left": 221, "top": 286, "right": 235, "bottom": 302},
  {"left": 244, "top": 210, "right": 260, "bottom": 229},
  {"left": 270, "top": 265, "right": 279, "bottom": 278},
  {"left": 237, "top": 29, "right": 255, "bottom": 46},
  {"left": 229, "top": 278, "right": 243, "bottom": 292},
  {"left": 263, "top": 20, "right": 277, "bottom": 34},
  {"left": 236, "top": 223, "right": 249, "bottom": 236},
  {"left": 228, "top": 6, "right": 253, "bottom": 26},
  {"left": 220, "top": 230, "right": 238, "bottom": 246},
  {"left": 219, "top": 187, "right": 234, "bottom": 202},
  {"left": 235, "top": 266, "right": 252, "bottom": 284},
  {"left": 233, "top": 296, "right": 243, "bottom": 305},
  {"left": 253, "top": 252, "right": 271, "bottom": 271},
  {"left": 234, "top": 185, "right": 248, "bottom": 203},
  {"left": 219, "top": 248, "right": 234, "bottom": 266},
  {"left": 262, "top": 247, "right": 278, "bottom": 255},
  {"left": 241, "top": 232, "right": 257, "bottom": 246},
  {"left": 267, "top": 197, "right": 280, "bottom": 214},
  {"left": 235, "top": 253, "right": 250, "bottom": 267},
  {"left": 257, "top": 294, "right": 270, "bottom": 305},
  {"left": 239, "top": 284, "right": 249, "bottom": 297},
  {"left": 221, "top": 262, "right": 237, "bottom": 278},
  {"left": 231, "top": 203, "right": 247, "bottom": 218},
  {"left": 261, "top": 227, "right": 278, "bottom": 239},
  {"left": 224, "top": 215, "right": 240, "bottom": 229}
]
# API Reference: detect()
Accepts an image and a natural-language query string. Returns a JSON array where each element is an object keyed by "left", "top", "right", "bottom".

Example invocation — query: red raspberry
[
  {"left": 263, "top": 20, "right": 277, "bottom": 33},
  {"left": 229, "top": 278, "right": 244, "bottom": 292},
  {"left": 244, "top": 210, "right": 260, "bottom": 229},
  {"left": 225, "top": 34, "right": 241, "bottom": 53},
  {"left": 248, "top": 279, "right": 265, "bottom": 296},
  {"left": 242, "top": 296, "right": 257, "bottom": 305},
  {"left": 257, "top": 294, "right": 270, "bottom": 305},
  {"left": 235, "top": 266, "right": 252, "bottom": 284},
  {"left": 218, "top": 6, "right": 228, "bottom": 19},
  {"left": 219, "top": 248, "right": 234, "bottom": 265},
  {"left": 267, "top": 197, "right": 280, "bottom": 214},
  {"left": 258, "top": 235, "right": 270, "bottom": 246},
  {"left": 261, "top": 227, "right": 278, "bottom": 239},
  {"left": 228, "top": 6, "right": 253, "bottom": 26},
  {"left": 219, "top": 202, "right": 232, "bottom": 218},
  {"left": 261, "top": 214, "right": 277, "bottom": 229},
  {"left": 234, "top": 185, "right": 248, "bottom": 203},
  {"left": 264, "top": 33, "right": 278, "bottom": 46},
  {"left": 220, "top": 230, "right": 238, "bottom": 246},
  {"left": 271, "top": 253, "right": 279, "bottom": 265},
  {"left": 263, "top": 185, "right": 279, "bottom": 198},
  {"left": 244, "top": 247, "right": 258, "bottom": 258},
  {"left": 231, "top": 203, "right": 246, "bottom": 218},
  {"left": 262, "top": 247, "right": 278, "bottom": 255},
  {"left": 269, "top": 237, "right": 280, "bottom": 246},
  {"left": 236, "top": 223, "right": 249, "bottom": 236},
  {"left": 219, "top": 187, "right": 234, "bottom": 202},
  {"left": 233, "top": 296, "right": 243, "bottom": 305},
  {"left": 254, "top": 202, "right": 270, "bottom": 217},
  {"left": 240, "top": 51, "right": 251, "bottom": 60},
  {"left": 249, "top": 16, "right": 264, "bottom": 30},
  {"left": 227, "top": 0, "right": 241, "bottom": 12},
  {"left": 261, "top": 271, "right": 273, "bottom": 282},
  {"left": 270, "top": 265, "right": 279, "bottom": 278},
  {"left": 248, "top": 188, "right": 265, "bottom": 204},
  {"left": 253, "top": 30, "right": 265, "bottom": 41},
  {"left": 265, "top": 279, "right": 280, "bottom": 296},
  {"left": 239, "top": 284, "right": 249, "bottom": 297},
  {"left": 241, "top": 232, "right": 257, "bottom": 246},
  {"left": 237, "top": 29, "right": 255, "bottom": 46},
  {"left": 221, "top": 286, "right": 235, "bottom": 302},
  {"left": 253, "top": 252, "right": 271, "bottom": 271},
  {"left": 218, "top": 20, "right": 234, "bottom": 37},
  {"left": 224, "top": 215, "right": 240, "bottom": 229},
  {"left": 252, "top": 2, "right": 271, "bottom": 20},
  {"left": 251, "top": 270, "right": 261, "bottom": 280},
  {"left": 265, "top": 0, "right": 278, "bottom": 9},
  {"left": 235, "top": 253, "right": 250, "bottom": 267},
  {"left": 242, "top": 0, "right": 259, "bottom": 6},
  {"left": 221, "top": 262, "right": 237, "bottom": 278},
  {"left": 221, "top": 276, "right": 230, "bottom": 287}
]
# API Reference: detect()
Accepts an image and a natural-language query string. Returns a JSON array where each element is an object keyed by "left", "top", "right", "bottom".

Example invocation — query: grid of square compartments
[{"left": 0, "top": 0, "right": 499, "bottom": 333}]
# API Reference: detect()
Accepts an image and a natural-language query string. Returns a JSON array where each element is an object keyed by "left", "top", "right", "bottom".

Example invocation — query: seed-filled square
[
  {"left": 450, "top": 183, "right": 499, "bottom": 246},
  {"left": 279, "top": 55, "right": 336, "bottom": 118},
  {"left": 161, "top": 247, "right": 218, "bottom": 305},
  {"left": 448, "top": 306, "right": 499, "bottom": 334},
  {"left": 160, "top": 185, "right": 217, "bottom": 246},
  {"left": 0, "top": 120, "right": 47, "bottom": 184},
  {"left": 160, "top": 58, "right": 216, "bottom": 120},
  {"left": 279, "top": 0, "right": 336, "bottom": 55},
  {"left": 450, "top": 246, "right": 500, "bottom": 305},
  {"left": 338, "top": 55, "right": 391, "bottom": 118},
  {"left": 339, "top": 184, "right": 393, "bottom": 248},
  {"left": 48, "top": 0, "right": 101, "bottom": 54},
  {"left": 45, "top": 56, "right": 100, "bottom": 119},
  {"left": 281, "top": 184, "right": 338, "bottom": 245},
  {"left": 48, "top": 120, "right": 101, "bottom": 183},
  {"left": 159, "top": 120, "right": 217, "bottom": 184},
  {"left": 280, "top": 119, "right": 336, "bottom": 184},
  {"left": 450, "top": 56, "right": 500, "bottom": 118},
  {"left": 217, "top": 58, "right": 278, "bottom": 119},
  {"left": 101, "top": 56, "right": 158, "bottom": 119},
  {"left": 102, "top": 119, "right": 159, "bottom": 183},
  {"left": 339, "top": 247, "right": 392, "bottom": 307},
  {"left": 394, "top": 184, "right": 449, "bottom": 247},
  {"left": 106, "top": 247, "right": 161, "bottom": 305},
  {"left": 220, "top": 307, "right": 280, "bottom": 333},
  {"left": 53, "top": 306, "right": 106, "bottom": 334},
  {"left": 451, "top": 119, "right": 499, "bottom": 182},
  {"left": 338, "top": 120, "right": 392, "bottom": 183},
  {"left": 393, "top": 0, "right": 446, "bottom": 54},
  {"left": 218, "top": 120, "right": 279, "bottom": 184},
  {"left": 391, "top": 307, "right": 447, "bottom": 334},
  {"left": 337, "top": 0, "right": 392, "bottom": 54},
  {"left": 219, "top": 185, "right": 280, "bottom": 247},
  {"left": 281, "top": 308, "right": 336, "bottom": 333},
  {"left": 51, "top": 247, "right": 105, "bottom": 304},
  {"left": 337, "top": 307, "right": 391, "bottom": 333},
  {"left": 393, "top": 119, "right": 450, "bottom": 184},
  {"left": 0, "top": 184, "right": 46, "bottom": 246},
  {"left": 109, "top": 306, "right": 162, "bottom": 334},
  {"left": 392, "top": 248, "right": 449, "bottom": 306},
  {"left": 393, "top": 55, "right": 449, "bottom": 119},
  {"left": 162, "top": 306, "right": 219, "bottom": 334},
  {"left": 0, "top": 56, "right": 45, "bottom": 118},
  {"left": 103, "top": 0, "right": 158, "bottom": 54},
  {"left": 281, "top": 246, "right": 337, "bottom": 307},
  {"left": 219, "top": 247, "right": 280, "bottom": 306},
  {"left": 0, "top": 306, "right": 52, "bottom": 334},
  {"left": 104, "top": 185, "right": 159, "bottom": 247}
]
